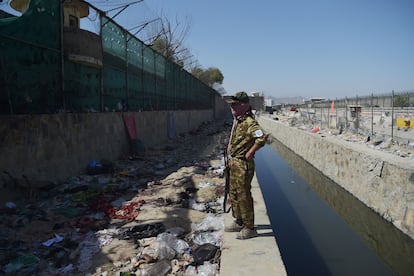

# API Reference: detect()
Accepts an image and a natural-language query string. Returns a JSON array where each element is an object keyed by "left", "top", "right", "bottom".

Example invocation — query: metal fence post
[
  {"left": 371, "top": 93, "right": 374, "bottom": 136},
  {"left": 356, "top": 94, "right": 359, "bottom": 134},
  {"left": 59, "top": 1, "right": 65, "bottom": 111},
  {"left": 345, "top": 97, "right": 348, "bottom": 130},
  {"left": 328, "top": 104, "right": 331, "bottom": 128},
  {"left": 320, "top": 106, "right": 323, "bottom": 128},
  {"left": 391, "top": 90, "right": 395, "bottom": 142},
  {"left": 336, "top": 98, "right": 338, "bottom": 128},
  {"left": 125, "top": 30, "right": 129, "bottom": 111}
]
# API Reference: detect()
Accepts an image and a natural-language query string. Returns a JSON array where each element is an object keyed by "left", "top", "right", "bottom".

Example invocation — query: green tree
[
  {"left": 206, "top": 67, "right": 224, "bottom": 84},
  {"left": 191, "top": 66, "right": 224, "bottom": 87},
  {"left": 151, "top": 37, "right": 175, "bottom": 61}
]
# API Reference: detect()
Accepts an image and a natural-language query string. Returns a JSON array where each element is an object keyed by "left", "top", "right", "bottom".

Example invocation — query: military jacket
[{"left": 229, "top": 115, "right": 266, "bottom": 159}]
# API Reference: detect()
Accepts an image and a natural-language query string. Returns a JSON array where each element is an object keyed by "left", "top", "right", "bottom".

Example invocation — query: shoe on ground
[
  {"left": 225, "top": 220, "right": 244, "bottom": 232},
  {"left": 236, "top": 227, "right": 258, "bottom": 240}
]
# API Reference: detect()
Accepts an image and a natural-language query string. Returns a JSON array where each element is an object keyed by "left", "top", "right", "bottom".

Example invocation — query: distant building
[
  {"left": 249, "top": 94, "right": 264, "bottom": 111},
  {"left": 305, "top": 97, "right": 326, "bottom": 107},
  {"left": 308, "top": 97, "right": 325, "bottom": 103},
  {"left": 264, "top": 98, "right": 273, "bottom": 107}
]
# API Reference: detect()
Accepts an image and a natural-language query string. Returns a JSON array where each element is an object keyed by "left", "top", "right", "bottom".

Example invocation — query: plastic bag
[
  {"left": 192, "top": 232, "right": 222, "bottom": 246},
  {"left": 141, "top": 259, "right": 171, "bottom": 276},
  {"left": 191, "top": 214, "right": 224, "bottom": 232},
  {"left": 157, "top": 232, "right": 189, "bottom": 255},
  {"left": 197, "top": 261, "right": 219, "bottom": 276}
]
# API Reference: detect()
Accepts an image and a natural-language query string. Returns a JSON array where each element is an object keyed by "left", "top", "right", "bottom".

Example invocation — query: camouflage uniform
[{"left": 228, "top": 115, "right": 266, "bottom": 229}]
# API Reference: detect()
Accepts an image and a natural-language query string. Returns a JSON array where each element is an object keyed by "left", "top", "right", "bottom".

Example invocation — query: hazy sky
[
  {"left": 2, "top": 0, "right": 413, "bottom": 100},
  {"left": 97, "top": 0, "right": 414, "bottom": 99}
]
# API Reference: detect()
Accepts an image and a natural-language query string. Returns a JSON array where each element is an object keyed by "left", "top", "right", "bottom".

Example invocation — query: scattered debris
[
  {"left": 0, "top": 120, "right": 232, "bottom": 275},
  {"left": 270, "top": 113, "right": 414, "bottom": 159}
]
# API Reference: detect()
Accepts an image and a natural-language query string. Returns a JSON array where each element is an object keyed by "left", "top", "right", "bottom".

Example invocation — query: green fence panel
[
  {"left": 0, "top": 1, "right": 217, "bottom": 114},
  {"left": 101, "top": 18, "right": 126, "bottom": 61},
  {"left": 64, "top": 61, "right": 101, "bottom": 112},
  {"left": 127, "top": 73, "right": 144, "bottom": 111},
  {"left": 102, "top": 66, "right": 126, "bottom": 111},
  {"left": 143, "top": 46, "right": 155, "bottom": 74},
  {"left": 155, "top": 53, "right": 166, "bottom": 100},
  {"left": 175, "top": 68, "right": 185, "bottom": 109},
  {"left": 155, "top": 52, "right": 165, "bottom": 78},
  {"left": 101, "top": 16, "right": 127, "bottom": 111},
  {"left": 126, "top": 35, "right": 144, "bottom": 110},
  {"left": 164, "top": 62, "right": 176, "bottom": 109},
  {"left": 127, "top": 35, "right": 143, "bottom": 69},
  {"left": 143, "top": 71, "right": 156, "bottom": 110},
  {"left": 0, "top": 0, "right": 62, "bottom": 114}
]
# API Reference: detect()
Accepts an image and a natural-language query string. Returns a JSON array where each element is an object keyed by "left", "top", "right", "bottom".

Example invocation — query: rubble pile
[{"left": 1, "top": 120, "right": 232, "bottom": 275}]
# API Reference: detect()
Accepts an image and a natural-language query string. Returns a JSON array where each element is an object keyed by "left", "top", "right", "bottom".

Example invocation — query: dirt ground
[{"left": 1, "top": 119, "right": 232, "bottom": 275}]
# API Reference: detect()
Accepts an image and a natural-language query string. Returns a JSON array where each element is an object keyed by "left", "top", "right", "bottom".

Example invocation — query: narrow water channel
[{"left": 255, "top": 139, "right": 414, "bottom": 276}]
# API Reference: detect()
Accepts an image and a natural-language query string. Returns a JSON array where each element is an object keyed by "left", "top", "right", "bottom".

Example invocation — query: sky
[{"left": 2, "top": 0, "right": 414, "bottom": 100}]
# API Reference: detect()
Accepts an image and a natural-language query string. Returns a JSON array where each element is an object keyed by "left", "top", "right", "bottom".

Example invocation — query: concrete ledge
[
  {"left": 259, "top": 116, "right": 414, "bottom": 240},
  {"left": 220, "top": 175, "right": 287, "bottom": 276}
]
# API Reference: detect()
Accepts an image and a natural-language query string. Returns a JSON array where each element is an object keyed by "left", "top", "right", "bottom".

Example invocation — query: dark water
[{"left": 255, "top": 140, "right": 414, "bottom": 276}]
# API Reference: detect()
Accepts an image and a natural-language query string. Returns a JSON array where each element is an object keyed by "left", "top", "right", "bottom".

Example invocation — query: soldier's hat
[{"left": 226, "top": 91, "right": 249, "bottom": 103}]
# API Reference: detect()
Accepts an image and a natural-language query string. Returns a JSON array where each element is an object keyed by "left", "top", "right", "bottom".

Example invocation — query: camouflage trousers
[{"left": 229, "top": 157, "right": 255, "bottom": 228}]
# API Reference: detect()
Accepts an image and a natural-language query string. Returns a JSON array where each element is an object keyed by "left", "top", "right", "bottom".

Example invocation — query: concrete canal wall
[{"left": 258, "top": 116, "right": 414, "bottom": 240}]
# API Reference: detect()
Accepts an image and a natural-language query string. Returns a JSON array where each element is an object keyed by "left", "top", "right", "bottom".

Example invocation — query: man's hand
[{"left": 245, "top": 143, "right": 261, "bottom": 161}]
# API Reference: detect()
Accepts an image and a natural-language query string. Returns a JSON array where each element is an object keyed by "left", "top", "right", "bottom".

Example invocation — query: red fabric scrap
[
  {"left": 89, "top": 198, "right": 145, "bottom": 220},
  {"left": 108, "top": 200, "right": 145, "bottom": 220},
  {"left": 311, "top": 127, "right": 320, "bottom": 133}
]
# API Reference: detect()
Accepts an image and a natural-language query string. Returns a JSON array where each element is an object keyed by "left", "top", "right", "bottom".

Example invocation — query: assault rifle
[{"left": 223, "top": 148, "right": 231, "bottom": 213}]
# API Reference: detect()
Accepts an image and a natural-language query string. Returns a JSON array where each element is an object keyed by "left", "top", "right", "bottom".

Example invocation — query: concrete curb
[{"left": 220, "top": 175, "right": 287, "bottom": 275}]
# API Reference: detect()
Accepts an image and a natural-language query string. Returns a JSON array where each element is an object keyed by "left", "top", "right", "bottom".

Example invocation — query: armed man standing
[{"left": 225, "top": 91, "right": 267, "bottom": 240}]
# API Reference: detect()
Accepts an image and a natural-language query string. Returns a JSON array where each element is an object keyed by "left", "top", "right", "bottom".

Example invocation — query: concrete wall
[
  {"left": 258, "top": 116, "right": 414, "bottom": 240},
  {"left": 214, "top": 94, "right": 230, "bottom": 119},
  {"left": 0, "top": 110, "right": 214, "bottom": 201}
]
